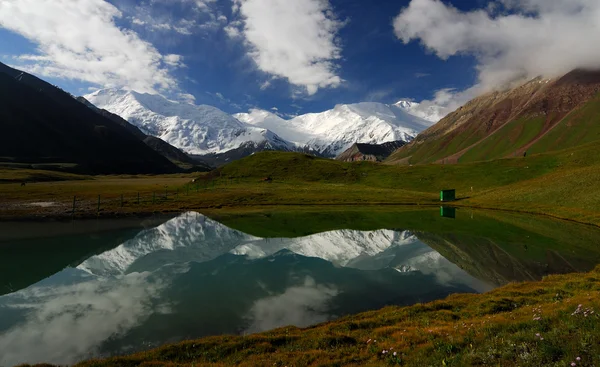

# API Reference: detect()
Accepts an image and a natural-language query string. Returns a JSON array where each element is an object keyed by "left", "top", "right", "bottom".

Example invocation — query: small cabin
[{"left": 440, "top": 189, "right": 456, "bottom": 202}]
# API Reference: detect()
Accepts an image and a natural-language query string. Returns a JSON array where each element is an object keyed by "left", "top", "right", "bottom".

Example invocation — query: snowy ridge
[
  {"left": 85, "top": 88, "right": 439, "bottom": 158},
  {"left": 236, "top": 102, "right": 436, "bottom": 157},
  {"left": 393, "top": 99, "right": 446, "bottom": 123},
  {"left": 85, "top": 89, "right": 294, "bottom": 155},
  {"left": 77, "top": 212, "right": 420, "bottom": 277}
]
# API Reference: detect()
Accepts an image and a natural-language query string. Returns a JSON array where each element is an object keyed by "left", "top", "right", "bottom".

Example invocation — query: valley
[{"left": 3, "top": 46, "right": 600, "bottom": 367}]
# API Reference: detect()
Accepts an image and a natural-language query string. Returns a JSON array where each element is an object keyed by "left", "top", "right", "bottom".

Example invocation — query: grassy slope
[
  {"left": 36, "top": 266, "right": 600, "bottom": 367},
  {"left": 3, "top": 141, "right": 600, "bottom": 226},
  {"left": 389, "top": 96, "right": 600, "bottom": 165},
  {"left": 459, "top": 117, "right": 545, "bottom": 163},
  {"left": 528, "top": 95, "right": 600, "bottom": 155}
]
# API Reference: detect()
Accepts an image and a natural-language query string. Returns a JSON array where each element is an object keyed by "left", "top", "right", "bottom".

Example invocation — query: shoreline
[
  {"left": 2, "top": 200, "right": 600, "bottom": 231},
  {"left": 28, "top": 266, "right": 600, "bottom": 367}
]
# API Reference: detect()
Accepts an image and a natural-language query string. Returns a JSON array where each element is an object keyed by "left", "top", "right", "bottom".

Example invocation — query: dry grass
[{"left": 25, "top": 266, "right": 600, "bottom": 367}]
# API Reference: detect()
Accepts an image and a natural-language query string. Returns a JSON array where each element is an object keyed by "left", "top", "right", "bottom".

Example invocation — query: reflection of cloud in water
[
  {"left": 0, "top": 212, "right": 493, "bottom": 365},
  {"left": 244, "top": 277, "right": 338, "bottom": 333},
  {"left": 0, "top": 270, "right": 169, "bottom": 366}
]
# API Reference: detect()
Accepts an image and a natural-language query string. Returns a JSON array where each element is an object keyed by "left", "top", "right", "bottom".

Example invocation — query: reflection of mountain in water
[
  {"left": 0, "top": 212, "right": 490, "bottom": 366},
  {"left": 77, "top": 212, "right": 422, "bottom": 276}
]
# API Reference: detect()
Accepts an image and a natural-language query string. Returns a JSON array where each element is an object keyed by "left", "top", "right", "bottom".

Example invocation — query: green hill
[{"left": 208, "top": 138, "right": 600, "bottom": 226}]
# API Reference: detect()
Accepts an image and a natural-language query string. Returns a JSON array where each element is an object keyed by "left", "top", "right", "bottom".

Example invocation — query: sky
[{"left": 1, "top": 0, "right": 599, "bottom": 117}]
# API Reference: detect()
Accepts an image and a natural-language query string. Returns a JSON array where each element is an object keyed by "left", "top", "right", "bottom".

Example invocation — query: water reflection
[{"left": 2, "top": 210, "right": 598, "bottom": 366}]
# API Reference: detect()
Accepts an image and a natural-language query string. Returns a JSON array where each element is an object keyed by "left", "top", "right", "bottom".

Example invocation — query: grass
[
  {"left": 388, "top": 95, "right": 600, "bottom": 165},
  {"left": 28, "top": 265, "right": 600, "bottom": 367},
  {"left": 4, "top": 140, "right": 600, "bottom": 226},
  {"left": 459, "top": 117, "right": 545, "bottom": 163},
  {"left": 528, "top": 95, "right": 600, "bottom": 155}
]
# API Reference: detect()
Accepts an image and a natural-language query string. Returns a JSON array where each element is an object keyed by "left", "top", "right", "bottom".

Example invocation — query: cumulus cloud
[
  {"left": 163, "top": 54, "right": 186, "bottom": 68},
  {"left": 229, "top": 0, "right": 345, "bottom": 95},
  {"left": 0, "top": 0, "right": 178, "bottom": 93},
  {"left": 394, "top": 0, "right": 600, "bottom": 115}
]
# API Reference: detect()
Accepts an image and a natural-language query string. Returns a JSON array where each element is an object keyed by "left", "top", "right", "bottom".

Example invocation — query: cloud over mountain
[{"left": 394, "top": 0, "right": 600, "bottom": 112}]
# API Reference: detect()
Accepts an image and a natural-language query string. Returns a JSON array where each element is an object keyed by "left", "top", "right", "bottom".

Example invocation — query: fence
[{"left": 63, "top": 177, "right": 245, "bottom": 218}]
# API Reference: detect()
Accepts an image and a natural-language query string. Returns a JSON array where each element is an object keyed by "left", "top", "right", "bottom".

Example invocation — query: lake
[{"left": 1, "top": 207, "right": 600, "bottom": 366}]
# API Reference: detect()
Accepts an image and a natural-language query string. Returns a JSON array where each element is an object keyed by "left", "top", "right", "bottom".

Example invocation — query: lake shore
[
  {"left": 24, "top": 265, "right": 600, "bottom": 367},
  {"left": 2, "top": 179, "right": 600, "bottom": 230}
]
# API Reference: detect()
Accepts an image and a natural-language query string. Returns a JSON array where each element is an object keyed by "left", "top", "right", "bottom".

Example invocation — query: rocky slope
[
  {"left": 336, "top": 141, "right": 406, "bottom": 162},
  {"left": 388, "top": 69, "right": 600, "bottom": 165}
]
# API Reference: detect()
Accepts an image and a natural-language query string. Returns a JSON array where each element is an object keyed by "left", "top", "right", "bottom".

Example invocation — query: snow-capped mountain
[
  {"left": 85, "top": 89, "right": 294, "bottom": 155},
  {"left": 85, "top": 88, "right": 440, "bottom": 158},
  {"left": 393, "top": 99, "right": 446, "bottom": 123},
  {"left": 235, "top": 102, "right": 436, "bottom": 157}
]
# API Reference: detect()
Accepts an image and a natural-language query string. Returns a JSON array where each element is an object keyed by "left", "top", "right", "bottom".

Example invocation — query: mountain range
[{"left": 86, "top": 89, "right": 437, "bottom": 160}]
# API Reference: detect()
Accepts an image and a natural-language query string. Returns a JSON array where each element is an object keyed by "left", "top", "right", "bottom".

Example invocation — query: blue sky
[{"left": 1, "top": 0, "right": 598, "bottom": 117}]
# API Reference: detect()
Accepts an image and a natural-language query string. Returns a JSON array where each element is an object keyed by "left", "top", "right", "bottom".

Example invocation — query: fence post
[{"left": 72, "top": 196, "right": 76, "bottom": 218}]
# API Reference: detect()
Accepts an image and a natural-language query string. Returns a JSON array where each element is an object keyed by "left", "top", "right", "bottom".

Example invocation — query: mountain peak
[
  {"left": 85, "top": 89, "right": 292, "bottom": 155},
  {"left": 394, "top": 99, "right": 419, "bottom": 109}
]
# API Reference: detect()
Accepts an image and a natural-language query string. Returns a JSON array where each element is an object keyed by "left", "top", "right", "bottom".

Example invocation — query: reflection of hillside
[{"left": 416, "top": 231, "right": 597, "bottom": 286}]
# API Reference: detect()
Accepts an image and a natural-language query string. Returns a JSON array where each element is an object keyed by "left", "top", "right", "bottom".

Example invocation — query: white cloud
[
  {"left": 140, "top": 0, "right": 225, "bottom": 34},
  {"left": 151, "top": 0, "right": 216, "bottom": 13},
  {"left": 163, "top": 54, "right": 185, "bottom": 68},
  {"left": 394, "top": 0, "right": 600, "bottom": 115},
  {"left": 0, "top": 0, "right": 178, "bottom": 93},
  {"left": 178, "top": 93, "right": 197, "bottom": 104},
  {"left": 229, "top": 0, "right": 345, "bottom": 95}
]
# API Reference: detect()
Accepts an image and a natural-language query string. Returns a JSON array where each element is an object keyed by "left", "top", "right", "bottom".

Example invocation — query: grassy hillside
[
  {"left": 388, "top": 71, "right": 600, "bottom": 165},
  {"left": 34, "top": 266, "right": 600, "bottom": 367},
  {"left": 4, "top": 141, "right": 600, "bottom": 226},
  {"left": 528, "top": 95, "right": 600, "bottom": 155}
]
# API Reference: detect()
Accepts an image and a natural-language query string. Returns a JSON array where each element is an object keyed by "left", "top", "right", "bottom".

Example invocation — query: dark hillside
[{"left": 0, "top": 63, "right": 178, "bottom": 174}]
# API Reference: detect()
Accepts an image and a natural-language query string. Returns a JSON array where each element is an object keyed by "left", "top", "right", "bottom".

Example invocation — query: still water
[{"left": 1, "top": 208, "right": 600, "bottom": 366}]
